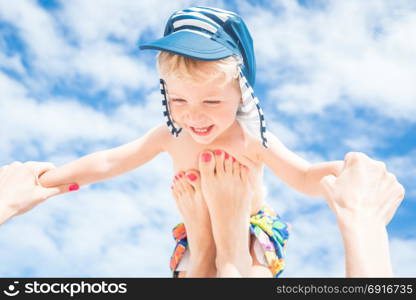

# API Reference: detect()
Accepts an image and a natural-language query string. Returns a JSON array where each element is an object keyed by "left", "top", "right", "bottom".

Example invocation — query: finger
[
  {"left": 38, "top": 183, "right": 80, "bottom": 199},
  {"left": 320, "top": 174, "right": 337, "bottom": 198},
  {"left": 344, "top": 152, "right": 368, "bottom": 168},
  {"left": 10, "top": 161, "right": 23, "bottom": 167},
  {"left": 0, "top": 165, "right": 7, "bottom": 176},
  {"left": 382, "top": 195, "right": 403, "bottom": 226},
  {"left": 25, "top": 162, "right": 56, "bottom": 176},
  {"left": 333, "top": 160, "right": 346, "bottom": 176}
]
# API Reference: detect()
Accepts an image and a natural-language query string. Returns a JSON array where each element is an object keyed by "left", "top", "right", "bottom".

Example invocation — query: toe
[
  {"left": 240, "top": 163, "right": 249, "bottom": 183},
  {"left": 176, "top": 172, "right": 193, "bottom": 194},
  {"left": 172, "top": 175, "right": 182, "bottom": 198},
  {"left": 185, "top": 169, "right": 201, "bottom": 191},
  {"left": 223, "top": 151, "right": 233, "bottom": 175},
  {"left": 199, "top": 150, "right": 215, "bottom": 178},
  {"left": 214, "top": 149, "right": 225, "bottom": 175}
]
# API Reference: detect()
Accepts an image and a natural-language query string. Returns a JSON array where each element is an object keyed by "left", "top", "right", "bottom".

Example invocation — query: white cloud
[
  {"left": 0, "top": 68, "right": 165, "bottom": 163},
  {"left": 390, "top": 238, "right": 416, "bottom": 277},
  {"left": 0, "top": 52, "right": 26, "bottom": 75},
  {"left": 242, "top": 0, "right": 416, "bottom": 120},
  {"left": 0, "top": 0, "right": 197, "bottom": 100}
]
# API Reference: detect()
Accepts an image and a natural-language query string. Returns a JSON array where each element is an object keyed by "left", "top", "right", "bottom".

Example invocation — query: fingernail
[
  {"left": 214, "top": 149, "right": 222, "bottom": 156},
  {"left": 187, "top": 173, "right": 197, "bottom": 181},
  {"left": 202, "top": 152, "right": 211, "bottom": 162},
  {"left": 232, "top": 157, "right": 236, "bottom": 162},
  {"left": 224, "top": 152, "right": 230, "bottom": 159},
  {"left": 243, "top": 165, "right": 248, "bottom": 169},
  {"left": 69, "top": 184, "right": 79, "bottom": 191},
  {"left": 178, "top": 173, "right": 183, "bottom": 178}
]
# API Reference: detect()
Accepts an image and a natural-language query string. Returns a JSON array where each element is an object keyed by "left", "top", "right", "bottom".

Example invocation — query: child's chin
[
  {"left": 190, "top": 132, "right": 218, "bottom": 144},
  {"left": 192, "top": 136, "right": 216, "bottom": 144}
]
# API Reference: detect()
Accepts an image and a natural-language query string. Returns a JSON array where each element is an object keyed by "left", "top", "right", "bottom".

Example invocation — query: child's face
[{"left": 165, "top": 73, "right": 241, "bottom": 145}]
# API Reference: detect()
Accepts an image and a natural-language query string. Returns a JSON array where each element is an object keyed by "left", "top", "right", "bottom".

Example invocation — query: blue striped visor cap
[{"left": 139, "top": 6, "right": 268, "bottom": 148}]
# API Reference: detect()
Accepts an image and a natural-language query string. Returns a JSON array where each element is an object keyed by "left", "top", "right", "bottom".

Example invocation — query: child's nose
[{"left": 186, "top": 107, "right": 208, "bottom": 123}]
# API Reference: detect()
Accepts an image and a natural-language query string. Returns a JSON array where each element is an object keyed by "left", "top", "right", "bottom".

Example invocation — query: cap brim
[{"left": 139, "top": 30, "right": 234, "bottom": 61}]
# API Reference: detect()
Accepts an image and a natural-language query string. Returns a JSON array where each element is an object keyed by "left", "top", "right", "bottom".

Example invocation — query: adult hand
[
  {"left": 320, "top": 152, "right": 405, "bottom": 227},
  {"left": 319, "top": 152, "right": 405, "bottom": 277},
  {"left": 0, "top": 161, "right": 78, "bottom": 224}
]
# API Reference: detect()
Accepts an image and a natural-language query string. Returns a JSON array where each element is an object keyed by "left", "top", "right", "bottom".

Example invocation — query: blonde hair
[{"left": 156, "top": 51, "right": 242, "bottom": 85}]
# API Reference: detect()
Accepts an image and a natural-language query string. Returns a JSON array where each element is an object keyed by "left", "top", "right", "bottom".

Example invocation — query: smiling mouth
[{"left": 190, "top": 125, "right": 214, "bottom": 136}]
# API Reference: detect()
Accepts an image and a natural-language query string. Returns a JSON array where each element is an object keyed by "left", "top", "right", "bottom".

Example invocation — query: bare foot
[
  {"left": 198, "top": 149, "right": 254, "bottom": 277},
  {"left": 171, "top": 169, "right": 216, "bottom": 277}
]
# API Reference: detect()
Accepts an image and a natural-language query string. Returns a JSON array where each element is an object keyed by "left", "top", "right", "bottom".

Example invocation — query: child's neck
[{"left": 210, "top": 120, "right": 242, "bottom": 146}]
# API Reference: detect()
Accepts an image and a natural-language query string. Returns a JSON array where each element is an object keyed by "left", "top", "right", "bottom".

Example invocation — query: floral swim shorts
[{"left": 170, "top": 204, "right": 291, "bottom": 277}]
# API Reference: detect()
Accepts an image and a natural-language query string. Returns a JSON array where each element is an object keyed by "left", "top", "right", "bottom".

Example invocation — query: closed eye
[
  {"left": 204, "top": 101, "right": 221, "bottom": 104},
  {"left": 171, "top": 98, "right": 186, "bottom": 103}
]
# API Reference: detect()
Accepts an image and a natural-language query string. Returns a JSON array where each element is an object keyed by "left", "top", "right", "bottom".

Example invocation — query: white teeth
[
  {"left": 192, "top": 126, "right": 210, "bottom": 133},
  {"left": 194, "top": 127, "right": 208, "bottom": 132}
]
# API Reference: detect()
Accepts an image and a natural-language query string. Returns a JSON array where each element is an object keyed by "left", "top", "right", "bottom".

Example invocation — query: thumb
[
  {"left": 320, "top": 174, "right": 337, "bottom": 199},
  {"left": 40, "top": 183, "right": 80, "bottom": 199},
  {"left": 320, "top": 175, "right": 338, "bottom": 213}
]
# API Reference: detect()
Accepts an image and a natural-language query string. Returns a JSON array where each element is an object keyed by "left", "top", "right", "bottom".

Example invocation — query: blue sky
[{"left": 0, "top": 0, "right": 415, "bottom": 277}]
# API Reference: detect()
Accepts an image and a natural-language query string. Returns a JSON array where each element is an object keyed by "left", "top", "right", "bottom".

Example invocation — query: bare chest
[{"left": 165, "top": 132, "right": 266, "bottom": 215}]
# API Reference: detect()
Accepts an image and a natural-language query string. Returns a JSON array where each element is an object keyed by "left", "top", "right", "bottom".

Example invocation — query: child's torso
[{"left": 164, "top": 121, "right": 266, "bottom": 216}]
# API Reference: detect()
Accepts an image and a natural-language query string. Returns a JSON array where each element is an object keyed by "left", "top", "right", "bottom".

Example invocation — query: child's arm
[
  {"left": 38, "top": 125, "right": 169, "bottom": 188},
  {"left": 259, "top": 132, "right": 343, "bottom": 198},
  {"left": 303, "top": 160, "right": 344, "bottom": 197}
]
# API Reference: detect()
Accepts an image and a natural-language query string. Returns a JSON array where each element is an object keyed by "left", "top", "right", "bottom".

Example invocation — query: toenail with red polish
[
  {"left": 224, "top": 152, "right": 230, "bottom": 159},
  {"left": 187, "top": 173, "right": 197, "bottom": 181},
  {"left": 202, "top": 152, "right": 211, "bottom": 162},
  {"left": 232, "top": 157, "right": 236, "bottom": 162},
  {"left": 178, "top": 173, "right": 183, "bottom": 178},
  {"left": 214, "top": 149, "right": 222, "bottom": 156}
]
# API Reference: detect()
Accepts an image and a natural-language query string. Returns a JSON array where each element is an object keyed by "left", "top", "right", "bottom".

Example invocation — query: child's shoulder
[{"left": 146, "top": 123, "right": 174, "bottom": 152}]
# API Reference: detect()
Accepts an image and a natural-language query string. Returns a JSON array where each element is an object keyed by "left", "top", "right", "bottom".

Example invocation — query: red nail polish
[
  {"left": 187, "top": 173, "right": 197, "bottom": 181},
  {"left": 232, "top": 157, "right": 236, "bottom": 162},
  {"left": 224, "top": 152, "right": 230, "bottom": 159},
  {"left": 69, "top": 184, "right": 79, "bottom": 191},
  {"left": 214, "top": 149, "right": 222, "bottom": 156},
  {"left": 202, "top": 153, "right": 211, "bottom": 162},
  {"left": 178, "top": 173, "right": 183, "bottom": 178}
]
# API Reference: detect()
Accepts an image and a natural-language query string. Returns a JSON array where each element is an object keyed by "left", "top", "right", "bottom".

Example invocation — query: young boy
[{"left": 38, "top": 6, "right": 343, "bottom": 277}]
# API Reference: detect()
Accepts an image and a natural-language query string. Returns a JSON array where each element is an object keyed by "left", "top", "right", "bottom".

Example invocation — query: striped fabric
[
  {"left": 237, "top": 68, "right": 269, "bottom": 148},
  {"left": 160, "top": 79, "right": 182, "bottom": 137},
  {"left": 159, "top": 6, "right": 269, "bottom": 147}
]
